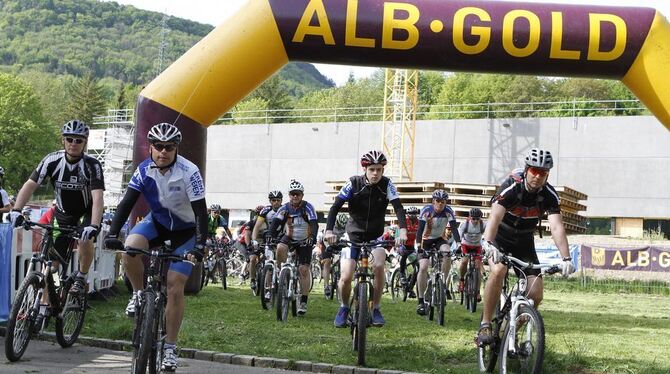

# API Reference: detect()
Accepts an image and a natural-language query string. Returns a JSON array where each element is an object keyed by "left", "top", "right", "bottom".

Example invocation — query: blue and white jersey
[
  {"left": 419, "top": 205, "right": 456, "bottom": 240},
  {"left": 336, "top": 179, "right": 400, "bottom": 202},
  {"left": 274, "top": 201, "right": 318, "bottom": 241},
  {"left": 128, "top": 155, "right": 205, "bottom": 231}
]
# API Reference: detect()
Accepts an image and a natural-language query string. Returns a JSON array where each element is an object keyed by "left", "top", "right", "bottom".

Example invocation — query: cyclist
[
  {"left": 415, "top": 189, "right": 461, "bottom": 316},
  {"left": 325, "top": 150, "right": 407, "bottom": 328},
  {"left": 397, "top": 207, "right": 420, "bottom": 298},
  {"left": 11, "top": 120, "right": 105, "bottom": 304},
  {"left": 316, "top": 213, "right": 348, "bottom": 298},
  {"left": 458, "top": 208, "right": 487, "bottom": 298},
  {"left": 476, "top": 148, "right": 575, "bottom": 346},
  {"left": 0, "top": 166, "right": 11, "bottom": 222},
  {"left": 242, "top": 205, "right": 265, "bottom": 289},
  {"left": 251, "top": 190, "right": 283, "bottom": 299},
  {"left": 208, "top": 204, "right": 232, "bottom": 240},
  {"left": 104, "top": 123, "right": 207, "bottom": 372},
  {"left": 269, "top": 180, "right": 318, "bottom": 315}
]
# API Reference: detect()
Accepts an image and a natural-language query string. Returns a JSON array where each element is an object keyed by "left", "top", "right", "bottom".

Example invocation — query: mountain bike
[
  {"left": 446, "top": 251, "right": 462, "bottom": 303},
  {"left": 5, "top": 221, "right": 86, "bottom": 362},
  {"left": 423, "top": 246, "right": 448, "bottom": 326},
  {"left": 389, "top": 249, "right": 418, "bottom": 302},
  {"left": 122, "top": 243, "right": 194, "bottom": 374},
  {"left": 477, "top": 251, "right": 561, "bottom": 374},
  {"left": 276, "top": 239, "right": 309, "bottom": 322},
  {"left": 325, "top": 245, "right": 341, "bottom": 301},
  {"left": 336, "top": 239, "right": 394, "bottom": 366},
  {"left": 462, "top": 250, "right": 482, "bottom": 313},
  {"left": 202, "top": 237, "right": 228, "bottom": 289}
]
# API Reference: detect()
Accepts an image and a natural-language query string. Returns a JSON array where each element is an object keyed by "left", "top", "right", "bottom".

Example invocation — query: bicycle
[
  {"left": 389, "top": 249, "right": 418, "bottom": 302},
  {"left": 5, "top": 221, "right": 86, "bottom": 362},
  {"left": 477, "top": 251, "right": 561, "bottom": 374},
  {"left": 446, "top": 251, "right": 462, "bottom": 304},
  {"left": 462, "top": 250, "right": 482, "bottom": 313},
  {"left": 259, "top": 240, "right": 278, "bottom": 310},
  {"left": 202, "top": 237, "right": 228, "bottom": 289},
  {"left": 121, "top": 242, "right": 194, "bottom": 374},
  {"left": 422, "top": 246, "right": 448, "bottom": 326},
  {"left": 335, "top": 239, "right": 394, "bottom": 366},
  {"left": 325, "top": 245, "right": 341, "bottom": 301},
  {"left": 276, "top": 239, "right": 309, "bottom": 322}
]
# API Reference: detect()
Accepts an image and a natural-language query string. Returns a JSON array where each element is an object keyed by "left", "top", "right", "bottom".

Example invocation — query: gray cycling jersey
[{"left": 459, "top": 219, "right": 487, "bottom": 246}]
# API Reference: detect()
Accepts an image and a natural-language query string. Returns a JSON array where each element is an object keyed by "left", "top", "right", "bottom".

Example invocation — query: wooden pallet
[
  {"left": 444, "top": 183, "right": 499, "bottom": 195},
  {"left": 554, "top": 186, "right": 588, "bottom": 201}
]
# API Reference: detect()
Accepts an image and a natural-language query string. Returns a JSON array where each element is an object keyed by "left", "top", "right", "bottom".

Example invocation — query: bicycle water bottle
[{"left": 408, "top": 252, "right": 418, "bottom": 264}]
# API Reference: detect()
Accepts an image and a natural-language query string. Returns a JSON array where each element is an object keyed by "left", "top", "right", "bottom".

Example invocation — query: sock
[
  {"left": 373, "top": 305, "right": 380, "bottom": 310},
  {"left": 39, "top": 304, "right": 48, "bottom": 314},
  {"left": 418, "top": 298, "right": 424, "bottom": 305},
  {"left": 78, "top": 272, "right": 87, "bottom": 279},
  {"left": 165, "top": 342, "right": 176, "bottom": 351},
  {"left": 301, "top": 295, "right": 308, "bottom": 303},
  {"left": 341, "top": 303, "right": 348, "bottom": 309}
]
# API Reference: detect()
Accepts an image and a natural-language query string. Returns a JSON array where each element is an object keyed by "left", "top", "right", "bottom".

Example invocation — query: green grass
[{"left": 84, "top": 280, "right": 670, "bottom": 374}]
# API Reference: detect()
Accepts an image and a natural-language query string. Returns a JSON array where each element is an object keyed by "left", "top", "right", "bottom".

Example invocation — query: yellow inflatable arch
[{"left": 132, "top": 0, "right": 670, "bottom": 181}]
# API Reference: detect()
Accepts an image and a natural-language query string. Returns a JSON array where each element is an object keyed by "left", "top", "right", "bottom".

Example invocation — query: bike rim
[
  {"left": 61, "top": 293, "right": 85, "bottom": 340},
  {"left": 13, "top": 284, "right": 37, "bottom": 353},
  {"left": 501, "top": 312, "right": 542, "bottom": 373}
]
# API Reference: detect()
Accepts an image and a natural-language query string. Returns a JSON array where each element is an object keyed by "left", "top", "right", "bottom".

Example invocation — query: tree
[
  {"left": 0, "top": 73, "right": 59, "bottom": 191},
  {"left": 62, "top": 72, "right": 107, "bottom": 126},
  {"left": 232, "top": 97, "right": 269, "bottom": 124}
]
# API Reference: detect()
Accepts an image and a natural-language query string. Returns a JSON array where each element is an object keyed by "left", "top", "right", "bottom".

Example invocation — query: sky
[{"left": 102, "top": 0, "right": 670, "bottom": 86}]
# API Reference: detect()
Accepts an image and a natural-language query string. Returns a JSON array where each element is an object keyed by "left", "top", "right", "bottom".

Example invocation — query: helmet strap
[{"left": 149, "top": 146, "right": 178, "bottom": 172}]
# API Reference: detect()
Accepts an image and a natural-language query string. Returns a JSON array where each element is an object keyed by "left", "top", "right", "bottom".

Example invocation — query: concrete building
[{"left": 205, "top": 115, "right": 670, "bottom": 236}]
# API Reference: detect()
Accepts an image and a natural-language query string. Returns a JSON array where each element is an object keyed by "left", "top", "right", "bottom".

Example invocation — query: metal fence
[
  {"left": 215, "top": 99, "right": 649, "bottom": 125},
  {"left": 544, "top": 269, "right": 670, "bottom": 296}
]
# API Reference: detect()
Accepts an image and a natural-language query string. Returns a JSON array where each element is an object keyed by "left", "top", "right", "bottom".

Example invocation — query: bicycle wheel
[
  {"left": 390, "top": 269, "right": 402, "bottom": 301},
  {"left": 478, "top": 310, "right": 501, "bottom": 373},
  {"left": 276, "top": 268, "right": 291, "bottom": 322},
  {"left": 355, "top": 282, "right": 369, "bottom": 366},
  {"left": 467, "top": 270, "right": 477, "bottom": 313},
  {"left": 148, "top": 298, "right": 166, "bottom": 374},
  {"left": 131, "top": 291, "right": 156, "bottom": 374},
  {"left": 499, "top": 304, "right": 545, "bottom": 374},
  {"left": 436, "top": 275, "right": 445, "bottom": 326},
  {"left": 55, "top": 277, "right": 87, "bottom": 348},
  {"left": 291, "top": 274, "right": 298, "bottom": 317},
  {"left": 426, "top": 279, "right": 434, "bottom": 321},
  {"left": 5, "top": 272, "right": 42, "bottom": 362},
  {"left": 219, "top": 258, "right": 228, "bottom": 290},
  {"left": 260, "top": 264, "right": 275, "bottom": 310},
  {"left": 404, "top": 263, "right": 418, "bottom": 302}
]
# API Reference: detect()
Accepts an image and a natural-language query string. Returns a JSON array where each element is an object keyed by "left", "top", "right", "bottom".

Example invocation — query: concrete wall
[{"left": 205, "top": 116, "right": 670, "bottom": 219}]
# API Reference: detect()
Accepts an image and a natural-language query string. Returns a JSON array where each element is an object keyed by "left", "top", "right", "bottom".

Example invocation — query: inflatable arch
[{"left": 133, "top": 0, "right": 670, "bottom": 191}]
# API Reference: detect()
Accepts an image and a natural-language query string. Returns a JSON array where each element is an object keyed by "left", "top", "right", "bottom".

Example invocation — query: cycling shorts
[
  {"left": 495, "top": 229, "right": 540, "bottom": 277},
  {"left": 461, "top": 243, "right": 483, "bottom": 261},
  {"left": 130, "top": 214, "right": 196, "bottom": 277},
  {"left": 419, "top": 238, "right": 449, "bottom": 259},
  {"left": 52, "top": 210, "right": 92, "bottom": 263},
  {"left": 279, "top": 234, "right": 312, "bottom": 265}
]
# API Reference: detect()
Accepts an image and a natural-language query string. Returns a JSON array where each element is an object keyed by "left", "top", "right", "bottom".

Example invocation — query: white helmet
[
  {"left": 288, "top": 179, "right": 304, "bottom": 193},
  {"left": 524, "top": 148, "right": 554, "bottom": 169},
  {"left": 61, "top": 120, "right": 90, "bottom": 138},
  {"left": 147, "top": 123, "right": 182, "bottom": 144},
  {"left": 0, "top": 166, "right": 4, "bottom": 176}
]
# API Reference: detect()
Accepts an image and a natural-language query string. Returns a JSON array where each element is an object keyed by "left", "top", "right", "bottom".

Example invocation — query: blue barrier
[
  {"left": 0, "top": 223, "right": 12, "bottom": 322},
  {"left": 536, "top": 244, "right": 581, "bottom": 269}
]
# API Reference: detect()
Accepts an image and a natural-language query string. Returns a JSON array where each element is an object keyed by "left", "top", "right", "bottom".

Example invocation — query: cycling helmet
[
  {"left": 288, "top": 179, "right": 304, "bottom": 193},
  {"left": 432, "top": 189, "right": 449, "bottom": 200},
  {"left": 268, "top": 190, "right": 283, "bottom": 199},
  {"left": 360, "top": 150, "right": 388, "bottom": 167},
  {"left": 61, "top": 120, "right": 90, "bottom": 138},
  {"left": 147, "top": 123, "right": 182, "bottom": 144},
  {"left": 0, "top": 166, "right": 4, "bottom": 176},
  {"left": 469, "top": 208, "right": 483, "bottom": 219},
  {"left": 336, "top": 213, "right": 349, "bottom": 228},
  {"left": 524, "top": 148, "right": 553, "bottom": 169},
  {"left": 210, "top": 204, "right": 221, "bottom": 212},
  {"left": 405, "top": 206, "right": 420, "bottom": 215},
  {"left": 255, "top": 205, "right": 265, "bottom": 214}
]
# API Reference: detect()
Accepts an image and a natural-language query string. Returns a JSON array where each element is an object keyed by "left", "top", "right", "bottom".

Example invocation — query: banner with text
[{"left": 581, "top": 245, "right": 670, "bottom": 272}]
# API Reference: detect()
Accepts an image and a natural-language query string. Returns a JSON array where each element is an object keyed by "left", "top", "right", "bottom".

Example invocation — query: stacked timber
[{"left": 323, "top": 181, "right": 588, "bottom": 235}]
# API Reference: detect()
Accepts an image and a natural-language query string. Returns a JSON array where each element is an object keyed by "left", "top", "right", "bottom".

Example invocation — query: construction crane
[{"left": 381, "top": 69, "right": 419, "bottom": 182}]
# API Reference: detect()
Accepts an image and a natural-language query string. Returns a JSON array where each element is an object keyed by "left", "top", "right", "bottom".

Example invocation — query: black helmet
[
  {"left": 360, "top": 150, "right": 387, "bottom": 167},
  {"left": 268, "top": 190, "right": 283, "bottom": 199},
  {"left": 405, "top": 206, "right": 420, "bottom": 215},
  {"left": 469, "top": 208, "right": 483, "bottom": 219}
]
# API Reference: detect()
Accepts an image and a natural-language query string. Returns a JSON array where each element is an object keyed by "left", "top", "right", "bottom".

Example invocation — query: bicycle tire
[
  {"left": 220, "top": 258, "right": 228, "bottom": 290},
  {"left": 55, "top": 277, "right": 87, "bottom": 348},
  {"left": 499, "top": 304, "right": 545, "bottom": 374},
  {"left": 355, "top": 282, "right": 368, "bottom": 366},
  {"left": 466, "top": 270, "right": 477, "bottom": 313},
  {"left": 390, "top": 269, "right": 402, "bottom": 301},
  {"left": 276, "top": 268, "right": 291, "bottom": 322},
  {"left": 436, "top": 275, "right": 445, "bottom": 326},
  {"left": 260, "top": 264, "right": 275, "bottom": 310},
  {"left": 291, "top": 273, "right": 298, "bottom": 317},
  {"left": 426, "top": 279, "right": 434, "bottom": 321},
  {"left": 148, "top": 298, "right": 166, "bottom": 374},
  {"left": 478, "top": 307, "right": 501, "bottom": 373},
  {"left": 131, "top": 291, "right": 156, "bottom": 374},
  {"left": 5, "top": 272, "right": 42, "bottom": 362}
]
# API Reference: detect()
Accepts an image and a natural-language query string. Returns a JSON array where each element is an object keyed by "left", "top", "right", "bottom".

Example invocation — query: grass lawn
[{"left": 83, "top": 279, "right": 670, "bottom": 374}]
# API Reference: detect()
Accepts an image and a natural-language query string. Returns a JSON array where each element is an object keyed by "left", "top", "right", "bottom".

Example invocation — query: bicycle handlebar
[
  {"left": 337, "top": 239, "right": 396, "bottom": 248},
  {"left": 502, "top": 254, "right": 561, "bottom": 275},
  {"left": 123, "top": 246, "right": 195, "bottom": 265},
  {"left": 22, "top": 220, "right": 81, "bottom": 239}
]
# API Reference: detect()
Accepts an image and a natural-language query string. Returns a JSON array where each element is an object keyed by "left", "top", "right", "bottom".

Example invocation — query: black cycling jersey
[
  {"left": 492, "top": 170, "right": 561, "bottom": 232},
  {"left": 30, "top": 151, "right": 105, "bottom": 217},
  {"left": 327, "top": 175, "right": 406, "bottom": 242}
]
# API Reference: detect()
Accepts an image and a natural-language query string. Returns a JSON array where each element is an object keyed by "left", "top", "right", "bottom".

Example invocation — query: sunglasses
[
  {"left": 528, "top": 166, "right": 549, "bottom": 177},
  {"left": 65, "top": 137, "right": 85, "bottom": 144},
  {"left": 289, "top": 192, "right": 303, "bottom": 197},
  {"left": 434, "top": 199, "right": 447, "bottom": 204},
  {"left": 152, "top": 143, "right": 177, "bottom": 152},
  {"left": 270, "top": 198, "right": 282, "bottom": 202}
]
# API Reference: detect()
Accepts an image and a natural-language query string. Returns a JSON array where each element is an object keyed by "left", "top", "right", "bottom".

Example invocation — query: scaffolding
[
  {"left": 381, "top": 69, "right": 419, "bottom": 182},
  {"left": 90, "top": 109, "right": 135, "bottom": 208}
]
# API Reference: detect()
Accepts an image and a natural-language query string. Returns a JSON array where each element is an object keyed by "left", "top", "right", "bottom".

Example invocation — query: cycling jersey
[
  {"left": 272, "top": 201, "right": 318, "bottom": 241},
  {"left": 0, "top": 188, "right": 9, "bottom": 221},
  {"left": 127, "top": 155, "right": 205, "bottom": 231},
  {"left": 459, "top": 218, "right": 487, "bottom": 246},
  {"left": 30, "top": 151, "right": 105, "bottom": 217},
  {"left": 207, "top": 215, "right": 228, "bottom": 236},
  {"left": 405, "top": 217, "right": 419, "bottom": 246},
  {"left": 492, "top": 169, "right": 561, "bottom": 232},
  {"left": 328, "top": 175, "right": 406, "bottom": 241},
  {"left": 417, "top": 205, "right": 458, "bottom": 241},
  {"left": 256, "top": 205, "right": 280, "bottom": 238}
]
